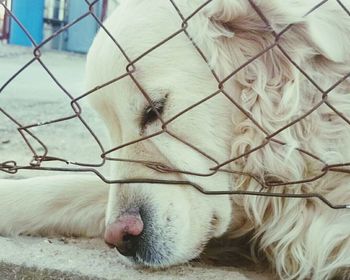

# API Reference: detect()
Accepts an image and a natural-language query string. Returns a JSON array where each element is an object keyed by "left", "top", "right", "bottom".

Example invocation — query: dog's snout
[{"left": 104, "top": 208, "right": 144, "bottom": 257}]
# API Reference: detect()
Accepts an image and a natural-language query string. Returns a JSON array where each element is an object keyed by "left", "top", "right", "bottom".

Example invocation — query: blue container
[
  {"left": 65, "top": 1, "right": 102, "bottom": 53},
  {"left": 9, "top": 0, "right": 45, "bottom": 46}
]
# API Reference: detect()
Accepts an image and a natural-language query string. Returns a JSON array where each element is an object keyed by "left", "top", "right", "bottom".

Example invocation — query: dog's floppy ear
[
  {"left": 204, "top": 0, "right": 350, "bottom": 64},
  {"left": 197, "top": 0, "right": 350, "bottom": 184}
]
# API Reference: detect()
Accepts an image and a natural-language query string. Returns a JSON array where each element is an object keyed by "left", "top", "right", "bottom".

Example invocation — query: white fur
[
  {"left": 1, "top": 0, "right": 350, "bottom": 279},
  {"left": 0, "top": 175, "right": 107, "bottom": 237}
]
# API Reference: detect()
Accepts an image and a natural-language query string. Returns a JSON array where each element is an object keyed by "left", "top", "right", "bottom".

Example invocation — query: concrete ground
[{"left": 0, "top": 43, "right": 272, "bottom": 279}]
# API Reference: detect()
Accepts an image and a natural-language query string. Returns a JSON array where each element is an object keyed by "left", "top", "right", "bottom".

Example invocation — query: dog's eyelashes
[{"left": 141, "top": 98, "right": 166, "bottom": 129}]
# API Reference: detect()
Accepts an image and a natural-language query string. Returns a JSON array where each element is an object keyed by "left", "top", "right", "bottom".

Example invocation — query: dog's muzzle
[{"left": 104, "top": 205, "right": 175, "bottom": 266}]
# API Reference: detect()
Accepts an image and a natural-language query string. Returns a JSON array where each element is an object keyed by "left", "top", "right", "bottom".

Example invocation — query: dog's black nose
[
  {"left": 104, "top": 208, "right": 144, "bottom": 257},
  {"left": 117, "top": 234, "right": 139, "bottom": 256}
]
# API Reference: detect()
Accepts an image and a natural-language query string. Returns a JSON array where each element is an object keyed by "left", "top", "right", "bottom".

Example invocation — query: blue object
[
  {"left": 9, "top": 0, "right": 45, "bottom": 46},
  {"left": 65, "top": 1, "right": 102, "bottom": 53}
]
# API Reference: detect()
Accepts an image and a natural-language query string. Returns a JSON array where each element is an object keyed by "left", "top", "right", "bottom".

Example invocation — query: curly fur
[
  {"left": 200, "top": 1, "right": 350, "bottom": 279},
  {"left": 1, "top": 1, "right": 350, "bottom": 279}
]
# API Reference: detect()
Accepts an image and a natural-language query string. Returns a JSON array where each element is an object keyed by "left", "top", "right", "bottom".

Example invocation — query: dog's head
[{"left": 86, "top": 0, "right": 349, "bottom": 267}]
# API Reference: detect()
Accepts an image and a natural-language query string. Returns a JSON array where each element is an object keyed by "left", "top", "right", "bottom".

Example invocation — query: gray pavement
[
  {"left": 0, "top": 42, "right": 109, "bottom": 178},
  {"left": 0, "top": 262, "right": 101, "bottom": 280}
]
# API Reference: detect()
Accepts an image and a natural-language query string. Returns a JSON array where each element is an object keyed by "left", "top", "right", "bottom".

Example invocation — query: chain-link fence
[{"left": 1, "top": 0, "right": 350, "bottom": 210}]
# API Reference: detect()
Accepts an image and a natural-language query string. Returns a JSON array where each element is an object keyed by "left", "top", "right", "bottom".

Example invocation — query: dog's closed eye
[{"left": 141, "top": 97, "right": 167, "bottom": 129}]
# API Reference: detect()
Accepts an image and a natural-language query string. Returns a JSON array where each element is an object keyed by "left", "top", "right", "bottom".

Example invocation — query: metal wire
[{"left": 1, "top": 0, "right": 350, "bottom": 210}]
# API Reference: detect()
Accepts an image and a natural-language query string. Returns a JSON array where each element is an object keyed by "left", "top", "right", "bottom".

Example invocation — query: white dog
[{"left": 1, "top": 0, "right": 350, "bottom": 279}]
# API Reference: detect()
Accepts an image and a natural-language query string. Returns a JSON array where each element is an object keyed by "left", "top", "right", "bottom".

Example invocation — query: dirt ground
[{"left": 0, "top": 43, "right": 273, "bottom": 280}]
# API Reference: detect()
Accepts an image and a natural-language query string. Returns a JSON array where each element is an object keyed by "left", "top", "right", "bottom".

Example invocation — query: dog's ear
[
  {"left": 198, "top": 0, "right": 350, "bottom": 184},
  {"left": 204, "top": 0, "right": 350, "bottom": 64}
]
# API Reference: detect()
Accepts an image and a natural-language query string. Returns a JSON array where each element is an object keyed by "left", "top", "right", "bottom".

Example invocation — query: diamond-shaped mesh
[{"left": 1, "top": 0, "right": 350, "bottom": 210}]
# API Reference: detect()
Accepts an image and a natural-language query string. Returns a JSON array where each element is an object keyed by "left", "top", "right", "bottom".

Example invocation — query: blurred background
[
  {"left": 0, "top": 0, "right": 117, "bottom": 177},
  {"left": 0, "top": 0, "right": 118, "bottom": 53}
]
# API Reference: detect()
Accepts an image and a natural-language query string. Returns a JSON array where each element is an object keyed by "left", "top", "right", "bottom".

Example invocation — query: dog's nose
[{"left": 104, "top": 208, "right": 144, "bottom": 257}]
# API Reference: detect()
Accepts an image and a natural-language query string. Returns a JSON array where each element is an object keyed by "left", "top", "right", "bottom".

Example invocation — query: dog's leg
[{"left": 0, "top": 175, "right": 109, "bottom": 237}]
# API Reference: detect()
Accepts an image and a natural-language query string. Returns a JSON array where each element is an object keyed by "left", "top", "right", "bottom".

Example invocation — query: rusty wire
[{"left": 1, "top": 0, "right": 350, "bottom": 210}]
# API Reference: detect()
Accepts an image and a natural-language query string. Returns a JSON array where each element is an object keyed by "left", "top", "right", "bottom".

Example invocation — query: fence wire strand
[{"left": 1, "top": 0, "right": 350, "bottom": 210}]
